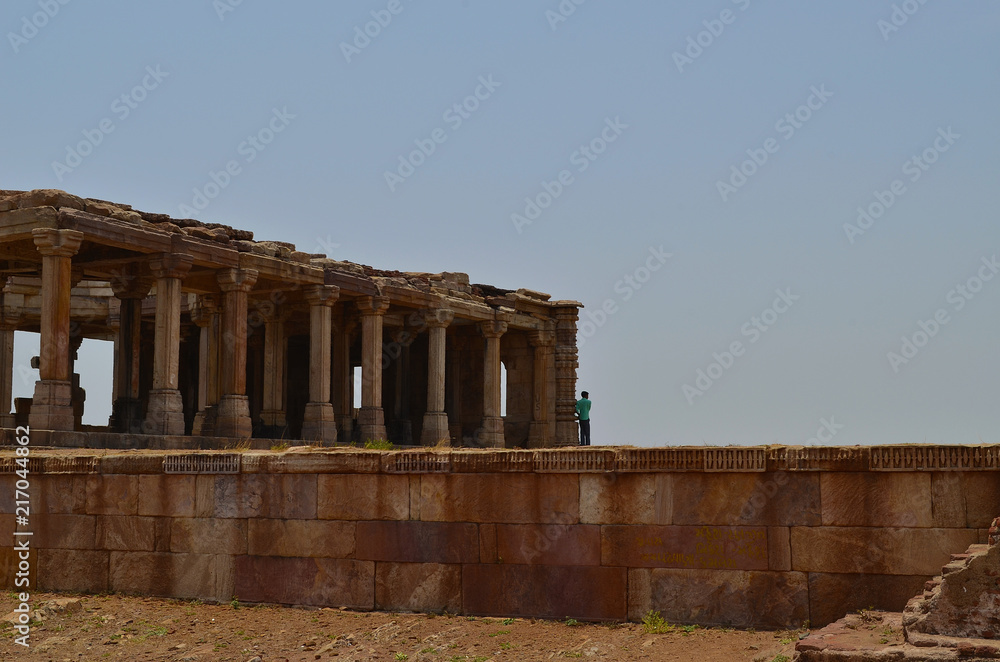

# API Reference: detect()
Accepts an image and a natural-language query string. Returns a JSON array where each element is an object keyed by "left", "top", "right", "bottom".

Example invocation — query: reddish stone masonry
[{"left": 1, "top": 444, "right": 997, "bottom": 629}]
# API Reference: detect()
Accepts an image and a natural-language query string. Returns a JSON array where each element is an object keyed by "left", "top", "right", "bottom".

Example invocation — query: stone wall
[{"left": 1, "top": 445, "right": 997, "bottom": 629}]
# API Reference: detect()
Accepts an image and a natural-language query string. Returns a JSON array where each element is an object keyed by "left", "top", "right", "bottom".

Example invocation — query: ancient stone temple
[{"left": 0, "top": 189, "right": 581, "bottom": 448}]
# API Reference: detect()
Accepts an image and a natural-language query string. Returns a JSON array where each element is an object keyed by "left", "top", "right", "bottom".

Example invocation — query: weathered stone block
[
  {"left": 248, "top": 519, "right": 354, "bottom": 558},
  {"left": 807, "top": 573, "right": 930, "bottom": 627},
  {"left": 30, "top": 475, "right": 88, "bottom": 514},
  {"left": 170, "top": 518, "right": 247, "bottom": 555},
  {"left": 37, "top": 549, "right": 108, "bottom": 593},
  {"left": 375, "top": 562, "right": 461, "bottom": 613},
  {"left": 479, "top": 523, "right": 497, "bottom": 563},
  {"left": 356, "top": 521, "right": 479, "bottom": 563},
  {"left": 495, "top": 524, "right": 600, "bottom": 565},
  {"left": 930, "top": 472, "right": 967, "bottom": 527},
  {"left": 86, "top": 475, "right": 138, "bottom": 515},
  {"left": 580, "top": 474, "right": 672, "bottom": 525},
  {"left": 964, "top": 473, "right": 1000, "bottom": 528},
  {"left": 602, "top": 525, "right": 768, "bottom": 570},
  {"left": 420, "top": 474, "right": 579, "bottom": 524},
  {"left": 790, "top": 527, "right": 979, "bottom": 575},
  {"left": 209, "top": 474, "right": 317, "bottom": 519},
  {"left": 34, "top": 514, "right": 96, "bottom": 549},
  {"left": 243, "top": 450, "right": 380, "bottom": 474},
  {"left": 317, "top": 475, "right": 408, "bottom": 520},
  {"left": 768, "top": 526, "right": 791, "bottom": 572},
  {"left": 137, "top": 475, "right": 197, "bottom": 517},
  {"left": 96, "top": 516, "right": 156, "bottom": 551},
  {"left": 671, "top": 473, "right": 820, "bottom": 526},
  {"left": 628, "top": 567, "right": 808, "bottom": 628},
  {"left": 234, "top": 556, "right": 374, "bottom": 609},
  {"left": 462, "top": 564, "right": 626, "bottom": 621},
  {"left": 820, "top": 473, "right": 933, "bottom": 527},
  {"left": 110, "top": 551, "right": 225, "bottom": 601}
]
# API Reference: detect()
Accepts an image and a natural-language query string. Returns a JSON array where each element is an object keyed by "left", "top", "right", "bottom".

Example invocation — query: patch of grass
[
  {"left": 779, "top": 637, "right": 792, "bottom": 645},
  {"left": 364, "top": 438, "right": 394, "bottom": 450},
  {"left": 270, "top": 442, "right": 289, "bottom": 451},
  {"left": 500, "top": 641, "right": 513, "bottom": 650},
  {"left": 419, "top": 647, "right": 437, "bottom": 654},
  {"left": 641, "top": 610, "right": 674, "bottom": 634},
  {"left": 488, "top": 629, "right": 510, "bottom": 637},
  {"left": 394, "top": 654, "right": 409, "bottom": 661},
  {"left": 501, "top": 618, "right": 515, "bottom": 625},
  {"left": 564, "top": 618, "right": 580, "bottom": 627},
  {"left": 681, "top": 624, "right": 699, "bottom": 633},
  {"left": 771, "top": 656, "right": 791, "bottom": 662},
  {"left": 562, "top": 653, "right": 583, "bottom": 659},
  {"left": 230, "top": 596, "right": 241, "bottom": 610}
]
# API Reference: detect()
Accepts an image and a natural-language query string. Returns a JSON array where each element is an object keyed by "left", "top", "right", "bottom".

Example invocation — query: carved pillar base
[
  {"left": 358, "top": 405, "right": 386, "bottom": 441},
  {"left": 28, "top": 380, "right": 74, "bottom": 431},
  {"left": 479, "top": 415, "right": 505, "bottom": 448},
  {"left": 109, "top": 397, "right": 144, "bottom": 434},
  {"left": 144, "top": 389, "right": 185, "bottom": 436},
  {"left": 215, "top": 394, "right": 252, "bottom": 438},
  {"left": 192, "top": 405, "right": 217, "bottom": 436},
  {"left": 301, "top": 402, "right": 337, "bottom": 444},
  {"left": 420, "top": 411, "right": 451, "bottom": 447}
]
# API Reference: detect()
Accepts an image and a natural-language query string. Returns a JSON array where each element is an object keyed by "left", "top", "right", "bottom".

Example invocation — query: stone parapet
[{"left": 1, "top": 443, "right": 997, "bottom": 628}]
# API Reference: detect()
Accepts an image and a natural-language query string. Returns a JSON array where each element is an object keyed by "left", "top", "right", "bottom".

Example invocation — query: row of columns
[{"left": 17, "top": 229, "right": 563, "bottom": 446}]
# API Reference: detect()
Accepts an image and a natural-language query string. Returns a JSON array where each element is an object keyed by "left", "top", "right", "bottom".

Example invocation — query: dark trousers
[{"left": 579, "top": 419, "right": 591, "bottom": 446}]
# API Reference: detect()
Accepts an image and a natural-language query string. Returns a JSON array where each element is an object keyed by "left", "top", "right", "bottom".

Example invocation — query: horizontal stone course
[
  {"left": 420, "top": 473, "right": 578, "bottom": 524},
  {"left": 790, "top": 527, "right": 980, "bottom": 575},
  {"left": 248, "top": 519, "right": 354, "bottom": 558},
  {"left": 355, "top": 521, "right": 478, "bottom": 563},
  {"left": 495, "top": 523, "right": 600, "bottom": 566},
  {"left": 235, "top": 556, "right": 374, "bottom": 609},
  {"left": 820, "top": 473, "right": 933, "bottom": 527},
  {"left": 602, "top": 525, "right": 768, "bottom": 570},
  {"left": 317, "top": 474, "right": 408, "bottom": 520}
]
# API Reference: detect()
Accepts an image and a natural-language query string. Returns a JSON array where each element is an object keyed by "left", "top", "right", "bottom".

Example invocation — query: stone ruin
[
  {"left": 796, "top": 521, "right": 1000, "bottom": 660},
  {"left": 0, "top": 188, "right": 582, "bottom": 448}
]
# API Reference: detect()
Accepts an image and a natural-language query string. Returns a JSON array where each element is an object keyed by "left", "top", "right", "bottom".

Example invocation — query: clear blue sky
[{"left": 2, "top": 1, "right": 998, "bottom": 445}]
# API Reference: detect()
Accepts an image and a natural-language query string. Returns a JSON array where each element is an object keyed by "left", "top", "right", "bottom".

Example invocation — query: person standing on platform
[{"left": 575, "top": 391, "right": 592, "bottom": 446}]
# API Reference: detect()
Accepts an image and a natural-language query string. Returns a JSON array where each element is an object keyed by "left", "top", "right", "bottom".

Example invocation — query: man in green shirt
[{"left": 575, "top": 391, "right": 591, "bottom": 446}]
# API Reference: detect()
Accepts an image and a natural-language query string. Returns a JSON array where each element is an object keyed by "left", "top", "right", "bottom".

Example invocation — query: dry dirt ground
[{"left": 0, "top": 592, "right": 822, "bottom": 662}]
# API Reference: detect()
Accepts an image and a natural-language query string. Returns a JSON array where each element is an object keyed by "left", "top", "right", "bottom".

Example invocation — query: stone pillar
[
  {"left": 479, "top": 320, "right": 507, "bottom": 448},
  {"left": 554, "top": 306, "right": 580, "bottom": 446},
  {"left": 109, "top": 268, "right": 152, "bottom": 433},
  {"left": 258, "top": 301, "right": 287, "bottom": 431},
  {"left": 0, "top": 306, "right": 20, "bottom": 428},
  {"left": 190, "top": 295, "right": 220, "bottom": 435},
  {"left": 215, "top": 268, "right": 258, "bottom": 438},
  {"left": 331, "top": 314, "right": 355, "bottom": 442},
  {"left": 420, "top": 308, "right": 454, "bottom": 446},
  {"left": 527, "top": 329, "right": 555, "bottom": 447},
  {"left": 301, "top": 285, "right": 339, "bottom": 443},
  {"left": 356, "top": 296, "right": 389, "bottom": 441},
  {"left": 144, "top": 254, "right": 193, "bottom": 435},
  {"left": 29, "top": 228, "right": 84, "bottom": 431}
]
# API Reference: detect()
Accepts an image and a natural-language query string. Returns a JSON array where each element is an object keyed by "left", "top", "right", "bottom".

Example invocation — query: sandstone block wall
[{"left": 1, "top": 445, "right": 996, "bottom": 628}]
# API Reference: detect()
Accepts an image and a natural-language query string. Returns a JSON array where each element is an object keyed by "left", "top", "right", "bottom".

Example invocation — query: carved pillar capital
[
  {"left": 31, "top": 228, "right": 84, "bottom": 258},
  {"left": 479, "top": 320, "right": 508, "bottom": 339},
  {"left": 148, "top": 253, "right": 194, "bottom": 281},
  {"left": 217, "top": 268, "right": 258, "bottom": 293},
  {"left": 529, "top": 329, "right": 556, "bottom": 347},
  {"left": 190, "top": 294, "right": 220, "bottom": 327},
  {"left": 304, "top": 284, "right": 340, "bottom": 307},
  {"left": 356, "top": 295, "right": 390, "bottom": 316},
  {"left": 109, "top": 264, "right": 153, "bottom": 300},
  {"left": 422, "top": 308, "right": 455, "bottom": 329}
]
